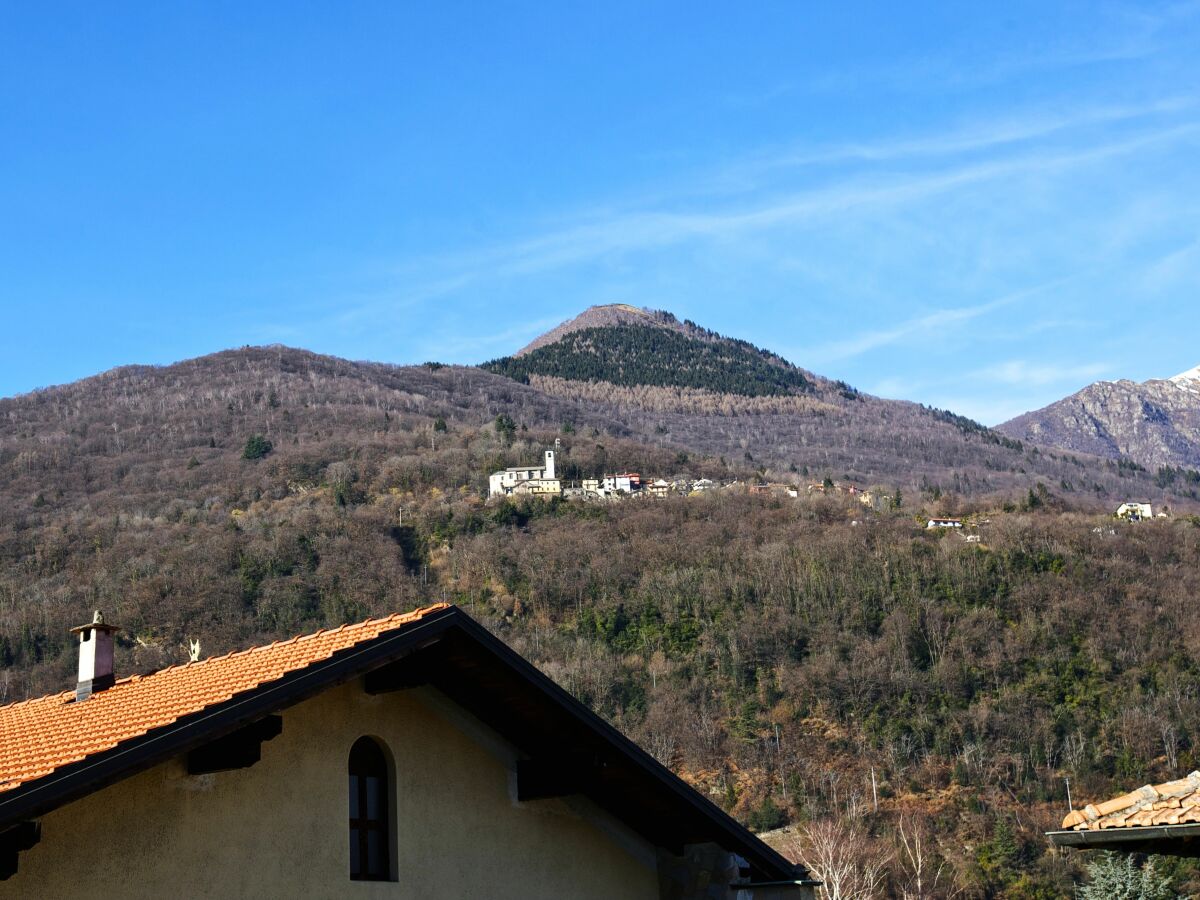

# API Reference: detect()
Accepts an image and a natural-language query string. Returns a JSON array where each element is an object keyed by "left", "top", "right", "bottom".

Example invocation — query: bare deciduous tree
[
  {"left": 786, "top": 818, "right": 890, "bottom": 900},
  {"left": 894, "top": 816, "right": 963, "bottom": 900}
]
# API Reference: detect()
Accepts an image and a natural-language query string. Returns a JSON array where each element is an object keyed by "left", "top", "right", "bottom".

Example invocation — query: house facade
[
  {"left": 511, "top": 478, "right": 562, "bottom": 497},
  {"left": 0, "top": 606, "right": 813, "bottom": 899},
  {"left": 604, "top": 473, "right": 641, "bottom": 494},
  {"left": 1115, "top": 502, "right": 1153, "bottom": 521}
]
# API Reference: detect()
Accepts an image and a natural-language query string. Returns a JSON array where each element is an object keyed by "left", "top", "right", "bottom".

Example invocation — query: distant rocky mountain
[{"left": 997, "top": 365, "right": 1200, "bottom": 471}]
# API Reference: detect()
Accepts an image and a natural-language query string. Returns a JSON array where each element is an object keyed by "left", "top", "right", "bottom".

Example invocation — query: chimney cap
[{"left": 70, "top": 610, "right": 121, "bottom": 635}]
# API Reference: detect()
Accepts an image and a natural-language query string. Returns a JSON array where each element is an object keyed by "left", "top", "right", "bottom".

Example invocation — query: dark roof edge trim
[{"left": 1048, "top": 823, "right": 1200, "bottom": 847}]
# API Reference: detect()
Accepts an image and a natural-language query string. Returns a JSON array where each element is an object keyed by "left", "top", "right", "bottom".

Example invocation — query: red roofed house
[{"left": 0, "top": 606, "right": 814, "bottom": 898}]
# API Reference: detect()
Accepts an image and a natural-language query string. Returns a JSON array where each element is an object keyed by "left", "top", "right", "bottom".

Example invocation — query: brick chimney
[{"left": 70, "top": 611, "right": 120, "bottom": 701}]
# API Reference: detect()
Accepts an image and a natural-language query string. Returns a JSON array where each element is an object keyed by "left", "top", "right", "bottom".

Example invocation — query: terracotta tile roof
[
  {"left": 1062, "top": 771, "right": 1200, "bottom": 830},
  {"left": 0, "top": 604, "right": 448, "bottom": 796}
]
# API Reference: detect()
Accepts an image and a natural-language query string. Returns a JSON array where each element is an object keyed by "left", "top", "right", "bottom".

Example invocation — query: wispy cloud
[
  {"left": 801, "top": 298, "right": 1012, "bottom": 365},
  {"left": 310, "top": 64, "right": 1200, "bottom": 387},
  {"left": 409, "top": 316, "right": 563, "bottom": 363},
  {"left": 968, "top": 360, "right": 1112, "bottom": 388},
  {"left": 730, "top": 97, "right": 1195, "bottom": 177},
  {"left": 788, "top": 273, "right": 1085, "bottom": 365},
  {"left": 1140, "top": 236, "right": 1200, "bottom": 292},
  {"left": 866, "top": 356, "right": 1110, "bottom": 403},
  {"left": 388, "top": 119, "right": 1200, "bottom": 301}
]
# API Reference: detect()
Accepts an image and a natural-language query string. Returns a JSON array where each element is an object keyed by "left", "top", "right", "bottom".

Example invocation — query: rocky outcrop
[{"left": 998, "top": 369, "right": 1200, "bottom": 469}]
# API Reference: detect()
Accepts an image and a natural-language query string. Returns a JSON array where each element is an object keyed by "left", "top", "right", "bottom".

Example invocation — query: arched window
[{"left": 348, "top": 737, "right": 391, "bottom": 881}]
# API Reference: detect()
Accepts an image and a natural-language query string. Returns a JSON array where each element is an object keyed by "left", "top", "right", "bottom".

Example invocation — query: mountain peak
[
  {"left": 1169, "top": 363, "right": 1200, "bottom": 387},
  {"left": 487, "top": 307, "right": 816, "bottom": 398},
  {"left": 516, "top": 305, "right": 685, "bottom": 357}
]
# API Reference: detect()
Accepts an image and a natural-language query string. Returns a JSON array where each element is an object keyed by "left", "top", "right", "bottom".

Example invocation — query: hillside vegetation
[{"left": 3, "top": 344, "right": 1200, "bottom": 896}]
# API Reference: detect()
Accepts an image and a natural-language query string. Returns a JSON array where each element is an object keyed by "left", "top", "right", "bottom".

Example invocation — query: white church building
[{"left": 488, "top": 450, "right": 561, "bottom": 499}]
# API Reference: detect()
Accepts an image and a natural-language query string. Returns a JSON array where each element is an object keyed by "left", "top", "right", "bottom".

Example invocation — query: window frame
[{"left": 348, "top": 736, "right": 393, "bottom": 882}]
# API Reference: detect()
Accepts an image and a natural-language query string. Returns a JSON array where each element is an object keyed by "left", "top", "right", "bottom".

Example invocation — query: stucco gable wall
[{"left": 2, "top": 680, "right": 660, "bottom": 899}]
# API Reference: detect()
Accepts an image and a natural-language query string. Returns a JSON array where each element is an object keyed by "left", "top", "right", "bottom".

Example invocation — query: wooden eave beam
[
  {"left": 0, "top": 821, "right": 40, "bottom": 881},
  {"left": 362, "top": 639, "right": 444, "bottom": 694},
  {"left": 186, "top": 715, "right": 283, "bottom": 775}
]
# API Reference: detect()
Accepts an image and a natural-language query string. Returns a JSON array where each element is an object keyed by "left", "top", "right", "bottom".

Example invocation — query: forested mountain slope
[
  {"left": 3, "top": 343, "right": 1200, "bottom": 895},
  {"left": 486, "top": 324, "right": 813, "bottom": 396}
]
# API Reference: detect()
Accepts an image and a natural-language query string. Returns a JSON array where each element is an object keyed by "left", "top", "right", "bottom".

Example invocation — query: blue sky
[{"left": 2, "top": 2, "right": 1198, "bottom": 423}]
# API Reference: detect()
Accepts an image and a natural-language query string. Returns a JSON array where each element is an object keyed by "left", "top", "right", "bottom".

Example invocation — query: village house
[
  {"left": 647, "top": 479, "right": 671, "bottom": 498},
  {"left": 1115, "top": 501, "right": 1153, "bottom": 521},
  {"left": 605, "top": 472, "right": 642, "bottom": 494},
  {"left": 488, "top": 450, "right": 560, "bottom": 499},
  {"left": 0, "top": 608, "right": 815, "bottom": 899},
  {"left": 510, "top": 478, "right": 562, "bottom": 498}
]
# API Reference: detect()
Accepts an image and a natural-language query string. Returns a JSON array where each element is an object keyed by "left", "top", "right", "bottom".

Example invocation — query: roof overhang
[
  {"left": 0, "top": 606, "right": 808, "bottom": 884},
  {"left": 1048, "top": 824, "right": 1200, "bottom": 857}
]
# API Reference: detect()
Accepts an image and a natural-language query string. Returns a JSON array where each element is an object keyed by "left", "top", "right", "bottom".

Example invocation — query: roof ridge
[
  {"left": 0, "top": 604, "right": 451, "bottom": 714},
  {"left": 0, "top": 604, "right": 454, "bottom": 801},
  {"left": 0, "top": 688, "right": 74, "bottom": 709}
]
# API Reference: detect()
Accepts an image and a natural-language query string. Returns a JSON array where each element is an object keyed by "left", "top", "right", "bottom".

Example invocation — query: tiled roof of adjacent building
[
  {"left": 1062, "top": 772, "right": 1200, "bottom": 831},
  {"left": 0, "top": 604, "right": 448, "bottom": 795}
]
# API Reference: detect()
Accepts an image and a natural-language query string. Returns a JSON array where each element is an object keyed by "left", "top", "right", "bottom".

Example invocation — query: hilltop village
[
  {"left": 490, "top": 447, "right": 893, "bottom": 509},
  {"left": 488, "top": 448, "right": 1174, "bottom": 529}
]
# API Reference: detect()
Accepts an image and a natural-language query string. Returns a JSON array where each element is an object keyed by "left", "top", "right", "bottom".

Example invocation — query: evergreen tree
[
  {"left": 1078, "top": 852, "right": 1179, "bottom": 900},
  {"left": 242, "top": 434, "right": 273, "bottom": 460},
  {"left": 494, "top": 414, "right": 517, "bottom": 445}
]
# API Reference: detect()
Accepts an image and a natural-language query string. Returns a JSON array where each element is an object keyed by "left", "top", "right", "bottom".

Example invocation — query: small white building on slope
[
  {"left": 926, "top": 517, "right": 963, "bottom": 529},
  {"left": 1115, "top": 502, "right": 1153, "bottom": 521}
]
